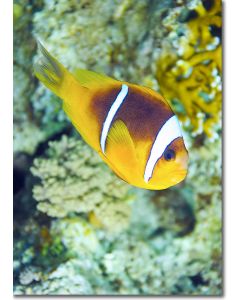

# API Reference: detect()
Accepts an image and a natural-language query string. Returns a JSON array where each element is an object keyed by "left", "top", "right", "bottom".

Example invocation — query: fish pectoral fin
[
  {"left": 105, "top": 119, "right": 138, "bottom": 170},
  {"left": 73, "top": 68, "right": 117, "bottom": 88}
]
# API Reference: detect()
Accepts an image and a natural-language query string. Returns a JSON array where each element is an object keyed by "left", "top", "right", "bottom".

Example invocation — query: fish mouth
[
  {"left": 149, "top": 170, "right": 187, "bottom": 188},
  {"left": 177, "top": 155, "right": 189, "bottom": 169},
  {"left": 168, "top": 165, "right": 188, "bottom": 177},
  {"left": 168, "top": 169, "right": 188, "bottom": 184}
]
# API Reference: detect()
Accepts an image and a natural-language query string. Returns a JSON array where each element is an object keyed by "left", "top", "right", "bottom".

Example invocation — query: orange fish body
[{"left": 34, "top": 43, "right": 188, "bottom": 190}]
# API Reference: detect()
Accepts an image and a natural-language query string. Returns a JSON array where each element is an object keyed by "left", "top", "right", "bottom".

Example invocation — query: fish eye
[{"left": 164, "top": 149, "right": 176, "bottom": 161}]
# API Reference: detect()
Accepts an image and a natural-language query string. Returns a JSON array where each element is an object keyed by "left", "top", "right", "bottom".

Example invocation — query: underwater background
[{"left": 13, "top": 0, "right": 222, "bottom": 295}]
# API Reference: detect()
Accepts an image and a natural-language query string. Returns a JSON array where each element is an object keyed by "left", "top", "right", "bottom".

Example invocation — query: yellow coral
[{"left": 156, "top": 0, "right": 222, "bottom": 138}]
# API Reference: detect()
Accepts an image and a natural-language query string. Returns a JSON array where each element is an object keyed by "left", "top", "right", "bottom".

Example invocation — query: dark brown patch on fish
[
  {"left": 89, "top": 83, "right": 122, "bottom": 128},
  {"left": 90, "top": 83, "right": 174, "bottom": 144},
  {"left": 114, "top": 84, "right": 174, "bottom": 141}
]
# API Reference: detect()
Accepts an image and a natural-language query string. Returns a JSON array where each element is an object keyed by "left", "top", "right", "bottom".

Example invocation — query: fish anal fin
[{"left": 105, "top": 120, "right": 138, "bottom": 170}]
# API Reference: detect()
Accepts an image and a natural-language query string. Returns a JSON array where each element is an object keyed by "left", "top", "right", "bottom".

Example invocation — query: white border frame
[{"left": 2, "top": 0, "right": 240, "bottom": 299}]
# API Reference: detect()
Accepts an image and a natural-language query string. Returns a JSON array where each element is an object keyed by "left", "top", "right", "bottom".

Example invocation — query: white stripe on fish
[
  {"left": 144, "top": 115, "right": 182, "bottom": 182},
  {"left": 100, "top": 84, "right": 129, "bottom": 153}
]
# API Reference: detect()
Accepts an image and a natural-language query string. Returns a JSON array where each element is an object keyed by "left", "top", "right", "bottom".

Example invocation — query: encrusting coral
[
  {"left": 31, "top": 135, "right": 133, "bottom": 232},
  {"left": 156, "top": 0, "right": 222, "bottom": 138}
]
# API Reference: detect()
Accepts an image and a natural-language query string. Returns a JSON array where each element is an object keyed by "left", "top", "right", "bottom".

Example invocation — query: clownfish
[{"left": 34, "top": 43, "right": 188, "bottom": 190}]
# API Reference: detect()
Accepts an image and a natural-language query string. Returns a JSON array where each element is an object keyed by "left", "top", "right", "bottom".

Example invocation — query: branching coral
[
  {"left": 31, "top": 135, "right": 133, "bottom": 232},
  {"left": 156, "top": 0, "right": 222, "bottom": 138}
]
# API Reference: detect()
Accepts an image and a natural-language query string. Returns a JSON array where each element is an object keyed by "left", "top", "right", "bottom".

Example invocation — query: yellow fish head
[{"left": 146, "top": 137, "right": 189, "bottom": 190}]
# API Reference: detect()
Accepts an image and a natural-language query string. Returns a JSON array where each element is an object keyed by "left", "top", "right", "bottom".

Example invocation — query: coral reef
[
  {"left": 14, "top": 0, "right": 222, "bottom": 154},
  {"left": 13, "top": 134, "right": 222, "bottom": 295},
  {"left": 31, "top": 135, "right": 133, "bottom": 232},
  {"left": 14, "top": 0, "right": 70, "bottom": 155},
  {"left": 32, "top": 0, "right": 170, "bottom": 83},
  {"left": 13, "top": 0, "right": 45, "bottom": 154},
  {"left": 156, "top": 0, "right": 222, "bottom": 138},
  {"left": 14, "top": 143, "right": 222, "bottom": 295},
  {"left": 13, "top": 0, "right": 222, "bottom": 296}
]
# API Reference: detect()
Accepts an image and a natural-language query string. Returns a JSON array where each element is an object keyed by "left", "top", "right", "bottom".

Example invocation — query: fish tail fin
[{"left": 34, "top": 41, "right": 77, "bottom": 99}]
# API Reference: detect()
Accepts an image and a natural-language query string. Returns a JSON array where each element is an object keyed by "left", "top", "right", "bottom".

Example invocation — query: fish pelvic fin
[{"left": 34, "top": 41, "right": 84, "bottom": 100}]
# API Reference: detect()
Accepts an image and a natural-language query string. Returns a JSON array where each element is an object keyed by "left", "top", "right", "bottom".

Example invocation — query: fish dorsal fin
[
  {"left": 133, "top": 84, "right": 170, "bottom": 106},
  {"left": 73, "top": 69, "right": 117, "bottom": 88},
  {"left": 105, "top": 119, "right": 138, "bottom": 171}
]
